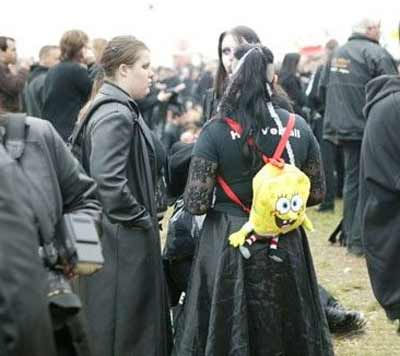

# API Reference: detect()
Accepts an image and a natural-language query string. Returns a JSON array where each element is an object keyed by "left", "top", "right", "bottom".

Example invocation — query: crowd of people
[{"left": 0, "top": 16, "right": 399, "bottom": 356}]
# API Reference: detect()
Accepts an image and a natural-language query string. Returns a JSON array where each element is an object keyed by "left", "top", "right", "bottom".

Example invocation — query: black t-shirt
[{"left": 193, "top": 108, "right": 320, "bottom": 215}]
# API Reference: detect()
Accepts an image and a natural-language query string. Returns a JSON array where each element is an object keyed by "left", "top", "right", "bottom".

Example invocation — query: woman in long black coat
[{"left": 79, "top": 36, "right": 171, "bottom": 356}]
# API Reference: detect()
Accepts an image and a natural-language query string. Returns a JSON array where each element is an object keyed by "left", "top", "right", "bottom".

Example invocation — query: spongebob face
[{"left": 249, "top": 163, "right": 311, "bottom": 236}]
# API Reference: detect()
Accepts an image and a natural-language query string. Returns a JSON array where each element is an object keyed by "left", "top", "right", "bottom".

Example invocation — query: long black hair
[
  {"left": 219, "top": 43, "right": 275, "bottom": 168},
  {"left": 279, "top": 52, "right": 300, "bottom": 78},
  {"left": 214, "top": 26, "right": 261, "bottom": 99}
]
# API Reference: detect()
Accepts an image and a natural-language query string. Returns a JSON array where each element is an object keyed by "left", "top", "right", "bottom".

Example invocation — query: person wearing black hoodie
[{"left": 360, "top": 72, "right": 400, "bottom": 327}]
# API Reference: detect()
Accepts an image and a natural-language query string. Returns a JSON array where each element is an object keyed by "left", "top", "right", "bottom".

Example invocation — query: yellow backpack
[{"left": 216, "top": 114, "right": 313, "bottom": 260}]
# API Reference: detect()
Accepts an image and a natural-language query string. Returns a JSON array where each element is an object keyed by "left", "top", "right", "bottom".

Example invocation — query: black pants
[
  {"left": 321, "top": 140, "right": 344, "bottom": 205},
  {"left": 341, "top": 141, "right": 363, "bottom": 254}
]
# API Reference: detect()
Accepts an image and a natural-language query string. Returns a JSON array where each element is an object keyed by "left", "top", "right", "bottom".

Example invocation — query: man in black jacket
[
  {"left": 320, "top": 18, "right": 398, "bottom": 256},
  {"left": 23, "top": 45, "right": 60, "bottom": 117},
  {"left": 42, "top": 30, "right": 92, "bottom": 141},
  {"left": 359, "top": 71, "right": 400, "bottom": 329}
]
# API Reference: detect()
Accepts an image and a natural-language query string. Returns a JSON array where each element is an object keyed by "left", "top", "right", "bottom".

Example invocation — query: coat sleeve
[
  {"left": 89, "top": 108, "right": 153, "bottom": 229},
  {"left": 366, "top": 48, "right": 398, "bottom": 77},
  {"left": 43, "top": 120, "right": 101, "bottom": 223},
  {"left": 74, "top": 65, "right": 92, "bottom": 102},
  {"left": 0, "top": 66, "right": 28, "bottom": 98}
]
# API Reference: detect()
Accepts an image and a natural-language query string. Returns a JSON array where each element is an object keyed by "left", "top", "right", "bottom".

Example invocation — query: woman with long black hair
[
  {"left": 278, "top": 52, "right": 308, "bottom": 117},
  {"left": 173, "top": 44, "right": 333, "bottom": 355}
]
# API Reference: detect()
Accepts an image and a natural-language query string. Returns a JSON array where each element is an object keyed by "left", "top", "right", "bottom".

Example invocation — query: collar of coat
[
  {"left": 348, "top": 33, "right": 379, "bottom": 45},
  {"left": 101, "top": 81, "right": 140, "bottom": 116}
]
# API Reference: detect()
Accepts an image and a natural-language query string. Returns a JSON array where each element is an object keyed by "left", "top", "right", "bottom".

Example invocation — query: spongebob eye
[
  {"left": 276, "top": 197, "right": 290, "bottom": 214},
  {"left": 291, "top": 195, "right": 303, "bottom": 212}
]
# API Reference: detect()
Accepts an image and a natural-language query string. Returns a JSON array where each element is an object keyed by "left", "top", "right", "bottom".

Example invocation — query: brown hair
[
  {"left": 0, "top": 36, "right": 14, "bottom": 52},
  {"left": 100, "top": 35, "right": 148, "bottom": 79},
  {"left": 60, "top": 30, "right": 89, "bottom": 61},
  {"left": 77, "top": 36, "right": 148, "bottom": 123},
  {"left": 92, "top": 38, "right": 108, "bottom": 62}
]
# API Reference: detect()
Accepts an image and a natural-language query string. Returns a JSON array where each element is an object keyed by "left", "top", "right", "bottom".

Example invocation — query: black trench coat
[{"left": 79, "top": 82, "right": 172, "bottom": 356}]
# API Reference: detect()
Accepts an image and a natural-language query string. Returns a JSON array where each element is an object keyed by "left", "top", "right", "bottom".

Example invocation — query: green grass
[
  {"left": 161, "top": 200, "right": 400, "bottom": 355},
  {"left": 307, "top": 200, "right": 400, "bottom": 355}
]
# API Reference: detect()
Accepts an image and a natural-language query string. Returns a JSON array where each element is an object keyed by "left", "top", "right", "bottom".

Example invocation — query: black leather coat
[{"left": 79, "top": 82, "right": 172, "bottom": 356}]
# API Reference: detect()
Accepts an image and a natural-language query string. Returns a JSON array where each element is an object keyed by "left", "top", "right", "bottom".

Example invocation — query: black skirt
[{"left": 173, "top": 210, "right": 334, "bottom": 356}]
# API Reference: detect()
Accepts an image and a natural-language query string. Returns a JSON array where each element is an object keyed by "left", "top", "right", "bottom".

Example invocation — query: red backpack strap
[
  {"left": 224, "top": 117, "right": 243, "bottom": 135},
  {"left": 216, "top": 176, "right": 251, "bottom": 214},
  {"left": 271, "top": 113, "right": 296, "bottom": 163}
]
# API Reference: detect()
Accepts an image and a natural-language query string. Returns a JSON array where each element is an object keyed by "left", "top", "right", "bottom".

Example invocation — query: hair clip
[{"left": 111, "top": 47, "right": 119, "bottom": 53}]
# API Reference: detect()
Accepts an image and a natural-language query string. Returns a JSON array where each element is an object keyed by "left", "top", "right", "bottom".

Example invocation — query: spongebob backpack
[{"left": 216, "top": 113, "right": 313, "bottom": 260}]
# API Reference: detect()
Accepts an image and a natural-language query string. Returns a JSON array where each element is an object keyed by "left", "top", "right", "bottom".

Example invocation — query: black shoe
[
  {"left": 326, "top": 303, "right": 366, "bottom": 335},
  {"left": 317, "top": 202, "right": 334, "bottom": 212}
]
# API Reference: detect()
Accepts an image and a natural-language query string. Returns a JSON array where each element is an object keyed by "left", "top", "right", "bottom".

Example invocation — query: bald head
[{"left": 38, "top": 45, "right": 60, "bottom": 68}]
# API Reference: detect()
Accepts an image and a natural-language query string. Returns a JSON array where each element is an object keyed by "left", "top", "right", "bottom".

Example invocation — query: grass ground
[
  {"left": 161, "top": 199, "right": 400, "bottom": 355},
  {"left": 307, "top": 200, "right": 400, "bottom": 355}
]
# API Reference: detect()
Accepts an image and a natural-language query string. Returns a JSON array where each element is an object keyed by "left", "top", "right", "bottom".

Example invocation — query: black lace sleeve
[
  {"left": 183, "top": 156, "right": 218, "bottom": 215},
  {"left": 302, "top": 136, "right": 326, "bottom": 207}
]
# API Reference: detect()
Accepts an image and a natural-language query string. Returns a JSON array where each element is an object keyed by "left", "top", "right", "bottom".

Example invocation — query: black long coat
[{"left": 79, "top": 82, "right": 172, "bottom": 356}]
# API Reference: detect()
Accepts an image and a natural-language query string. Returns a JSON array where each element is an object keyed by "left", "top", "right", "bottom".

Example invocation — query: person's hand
[
  {"left": 157, "top": 90, "right": 173, "bottom": 102},
  {"left": 173, "top": 83, "right": 186, "bottom": 93},
  {"left": 8, "top": 64, "right": 18, "bottom": 75},
  {"left": 82, "top": 45, "right": 96, "bottom": 66},
  {"left": 154, "top": 82, "right": 167, "bottom": 91},
  {"left": 19, "top": 57, "right": 33, "bottom": 70},
  {"left": 62, "top": 262, "right": 77, "bottom": 280},
  {"left": 157, "top": 210, "right": 167, "bottom": 231}
]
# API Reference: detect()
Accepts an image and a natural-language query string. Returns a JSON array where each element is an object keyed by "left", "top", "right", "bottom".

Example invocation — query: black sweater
[{"left": 42, "top": 61, "right": 92, "bottom": 141}]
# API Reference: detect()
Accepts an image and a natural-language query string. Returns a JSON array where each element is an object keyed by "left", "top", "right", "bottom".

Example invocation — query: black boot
[{"left": 325, "top": 301, "right": 366, "bottom": 335}]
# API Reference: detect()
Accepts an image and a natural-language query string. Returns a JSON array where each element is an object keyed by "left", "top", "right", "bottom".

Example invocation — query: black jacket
[
  {"left": 23, "top": 65, "right": 48, "bottom": 117},
  {"left": 359, "top": 74, "right": 400, "bottom": 319},
  {"left": 321, "top": 34, "right": 397, "bottom": 142},
  {"left": 42, "top": 61, "right": 92, "bottom": 141},
  {"left": 0, "top": 141, "right": 56, "bottom": 356}
]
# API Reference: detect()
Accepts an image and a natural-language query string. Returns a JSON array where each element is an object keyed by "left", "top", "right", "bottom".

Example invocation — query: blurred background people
[
  {"left": 0, "top": 36, "right": 30, "bottom": 113},
  {"left": 23, "top": 45, "right": 60, "bottom": 117},
  {"left": 278, "top": 52, "right": 308, "bottom": 117},
  {"left": 308, "top": 39, "right": 345, "bottom": 213},
  {"left": 320, "top": 17, "right": 398, "bottom": 256},
  {"left": 42, "top": 30, "right": 93, "bottom": 141}
]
